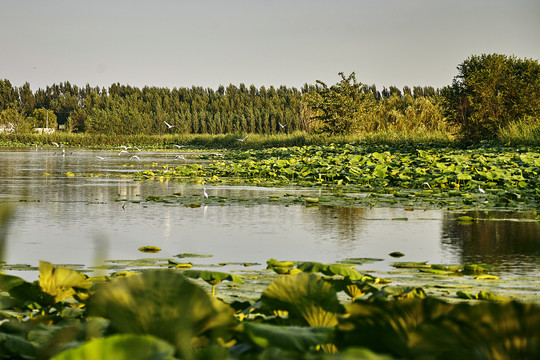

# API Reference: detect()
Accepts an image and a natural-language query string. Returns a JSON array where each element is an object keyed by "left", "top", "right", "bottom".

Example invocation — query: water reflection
[
  {"left": 0, "top": 148, "right": 539, "bottom": 279},
  {"left": 442, "top": 211, "right": 540, "bottom": 275}
]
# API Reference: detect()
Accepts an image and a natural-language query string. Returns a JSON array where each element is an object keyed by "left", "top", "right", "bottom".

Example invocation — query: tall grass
[
  {"left": 0, "top": 129, "right": 456, "bottom": 149},
  {"left": 498, "top": 116, "right": 540, "bottom": 146}
]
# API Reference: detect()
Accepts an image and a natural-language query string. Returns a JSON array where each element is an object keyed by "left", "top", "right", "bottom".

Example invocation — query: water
[{"left": 1, "top": 147, "right": 539, "bottom": 280}]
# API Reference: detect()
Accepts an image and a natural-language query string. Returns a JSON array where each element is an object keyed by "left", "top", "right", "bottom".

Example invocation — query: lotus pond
[{"left": 0, "top": 145, "right": 539, "bottom": 358}]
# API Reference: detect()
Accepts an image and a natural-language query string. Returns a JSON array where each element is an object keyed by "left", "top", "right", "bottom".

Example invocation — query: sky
[{"left": 1, "top": 0, "right": 539, "bottom": 92}]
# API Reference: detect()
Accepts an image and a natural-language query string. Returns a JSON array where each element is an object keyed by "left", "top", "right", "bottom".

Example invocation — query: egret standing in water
[
  {"left": 478, "top": 185, "right": 485, "bottom": 194},
  {"left": 203, "top": 188, "right": 208, "bottom": 198}
]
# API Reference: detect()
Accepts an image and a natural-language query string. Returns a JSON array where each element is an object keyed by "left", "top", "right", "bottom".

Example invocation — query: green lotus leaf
[
  {"left": 51, "top": 334, "right": 175, "bottom": 360},
  {"left": 88, "top": 270, "right": 236, "bottom": 358},
  {"left": 138, "top": 246, "right": 161, "bottom": 253},
  {"left": 181, "top": 269, "right": 244, "bottom": 296},
  {"left": 325, "top": 264, "right": 364, "bottom": 280},
  {"left": 266, "top": 258, "right": 295, "bottom": 268},
  {"left": 419, "top": 268, "right": 454, "bottom": 275},
  {"left": 261, "top": 272, "right": 345, "bottom": 327},
  {"left": 0, "top": 273, "right": 27, "bottom": 292},
  {"left": 456, "top": 216, "right": 476, "bottom": 222},
  {"left": 391, "top": 261, "right": 431, "bottom": 269},
  {"left": 0, "top": 332, "right": 38, "bottom": 359},
  {"left": 39, "top": 261, "right": 91, "bottom": 304},
  {"left": 456, "top": 290, "right": 477, "bottom": 300},
  {"left": 329, "top": 278, "right": 380, "bottom": 300},
  {"left": 463, "top": 264, "right": 494, "bottom": 274},
  {"left": 477, "top": 291, "right": 513, "bottom": 302},
  {"left": 243, "top": 322, "right": 334, "bottom": 353},
  {"left": 296, "top": 261, "right": 327, "bottom": 273}
]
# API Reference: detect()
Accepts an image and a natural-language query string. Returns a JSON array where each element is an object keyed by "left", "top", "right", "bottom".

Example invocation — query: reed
[
  {"left": 0, "top": 129, "right": 458, "bottom": 149},
  {"left": 497, "top": 116, "right": 540, "bottom": 146}
]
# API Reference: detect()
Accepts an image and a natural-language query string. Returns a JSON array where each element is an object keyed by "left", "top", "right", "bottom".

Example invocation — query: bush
[{"left": 442, "top": 53, "right": 540, "bottom": 141}]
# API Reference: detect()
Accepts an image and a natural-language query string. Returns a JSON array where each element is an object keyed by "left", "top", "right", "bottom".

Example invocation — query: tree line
[{"left": 1, "top": 53, "right": 539, "bottom": 140}]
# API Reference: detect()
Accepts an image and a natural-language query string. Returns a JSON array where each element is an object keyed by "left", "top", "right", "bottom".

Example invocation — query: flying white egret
[
  {"left": 120, "top": 145, "right": 131, "bottom": 150},
  {"left": 96, "top": 156, "right": 106, "bottom": 160},
  {"left": 173, "top": 144, "right": 184, "bottom": 148},
  {"left": 118, "top": 150, "right": 129, "bottom": 156},
  {"left": 131, "top": 155, "right": 141, "bottom": 161},
  {"left": 174, "top": 155, "right": 186, "bottom": 160},
  {"left": 52, "top": 142, "right": 61, "bottom": 147},
  {"left": 279, "top": 122, "right": 286, "bottom": 129},
  {"left": 164, "top": 121, "right": 175, "bottom": 129},
  {"left": 236, "top": 135, "right": 248, "bottom": 142}
]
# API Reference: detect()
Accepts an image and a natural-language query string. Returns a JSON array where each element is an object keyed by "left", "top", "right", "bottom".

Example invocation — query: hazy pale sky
[{"left": 1, "top": 0, "right": 539, "bottom": 91}]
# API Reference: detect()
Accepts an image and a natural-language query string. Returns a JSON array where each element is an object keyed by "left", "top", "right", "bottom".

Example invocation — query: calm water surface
[{"left": 0, "top": 148, "right": 539, "bottom": 280}]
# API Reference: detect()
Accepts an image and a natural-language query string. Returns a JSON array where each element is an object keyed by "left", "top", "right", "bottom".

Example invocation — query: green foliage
[
  {"left": 87, "top": 270, "right": 236, "bottom": 359},
  {"left": 443, "top": 53, "right": 540, "bottom": 140},
  {"left": 29, "top": 108, "right": 57, "bottom": 129},
  {"left": 0, "top": 107, "right": 33, "bottom": 134},
  {"left": 306, "top": 72, "right": 375, "bottom": 134},
  {"left": 51, "top": 334, "right": 176, "bottom": 360}
]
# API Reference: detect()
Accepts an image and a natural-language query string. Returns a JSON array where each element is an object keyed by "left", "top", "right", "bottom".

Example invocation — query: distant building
[
  {"left": 0, "top": 123, "right": 15, "bottom": 134},
  {"left": 34, "top": 127, "right": 56, "bottom": 134}
]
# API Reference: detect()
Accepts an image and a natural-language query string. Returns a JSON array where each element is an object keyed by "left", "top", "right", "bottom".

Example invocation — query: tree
[
  {"left": 0, "top": 107, "right": 33, "bottom": 134},
  {"left": 305, "top": 72, "right": 366, "bottom": 134},
  {"left": 442, "top": 53, "right": 540, "bottom": 140},
  {"left": 31, "top": 108, "right": 57, "bottom": 129},
  {"left": 67, "top": 109, "right": 87, "bottom": 132}
]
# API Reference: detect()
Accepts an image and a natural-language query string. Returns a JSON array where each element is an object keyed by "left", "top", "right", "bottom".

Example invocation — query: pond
[{"left": 0, "top": 147, "right": 539, "bottom": 283}]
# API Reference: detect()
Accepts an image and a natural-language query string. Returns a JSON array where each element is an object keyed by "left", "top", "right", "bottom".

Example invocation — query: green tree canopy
[
  {"left": 306, "top": 72, "right": 369, "bottom": 134},
  {"left": 442, "top": 53, "right": 540, "bottom": 140},
  {"left": 31, "top": 108, "right": 58, "bottom": 129}
]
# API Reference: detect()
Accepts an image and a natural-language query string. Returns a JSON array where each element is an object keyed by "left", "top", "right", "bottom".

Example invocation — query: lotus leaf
[
  {"left": 39, "top": 261, "right": 91, "bottom": 304},
  {"left": 88, "top": 270, "right": 236, "bottom": 358},
  {"left": 181, "top": 269, "right": 244, "bottom": 296},
  {"left": 261, "top": 272, "right": 345, "bottom": 327},
  {"left": 475, "top": 275, "right": 499, "bottom": 280},
  {"left": 243, "top": 322, "right": 334, "bottom": 353},
  {"left": 137, "top": 246, "right": 161, "bottom": 253},
  {"left": 50, "top": 334, "right": 175, "bottom": 360},
  {"left": 266, "top": 258, "right": 294, "bottom": 268},
  {"left": 392, "top": 261, "right": 431, "bottom": 269}
]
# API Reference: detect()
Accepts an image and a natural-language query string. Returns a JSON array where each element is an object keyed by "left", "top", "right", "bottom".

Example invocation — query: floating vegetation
[
  {"left": 389, "top": 251, "right": 405, "bottom": 258},
  {"left": 138, "top": 246, "right": 162, "bottom": 253},
  {"left": 0, "top": 258, "right": 537, "bottom": 358},
  {"left": 175, "top": 253, "right": 213, "bottom": 259}
]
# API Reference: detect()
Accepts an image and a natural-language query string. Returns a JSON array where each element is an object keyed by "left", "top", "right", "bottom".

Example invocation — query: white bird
[
  {"left": 96, "top": 156, "right": 106, "bottom": 160},
  {"left": 174, "top": 155, "right": 186, "bottom": 161},
  {"left": 478, "top": 185, "right": 485, "bottom": 194},
  {"left": 173, "top": 144, "right": 184, "bottom": 148},
  {"left": 279, "top": 122, "right": 286, "bottom": 129},
  {"left": 120, "top": 145, "right": 131, "bottom": 150},
  {"left": 118, "top": 150, "right": 129, "bottom": 156},
  {"left": 131, "top": 155, "right": 141, "bottom": 161},
  {"left": 203, "top": 188, "right": 208, "bottom": 198},
  {"left": 164, "top": 121, "right": 175, "bottom": 129},
  {"left": 209, "top": 152, "right": 223, "bottom": 157},
  {"left": 134, "top": 146, "right": 142, "bottom": 151},
  {"left": 52, "top": 142, "right": 61, "bottom": 147},
  {"left": 236, "top": 135, "right": 248, "bottom": 142}
]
